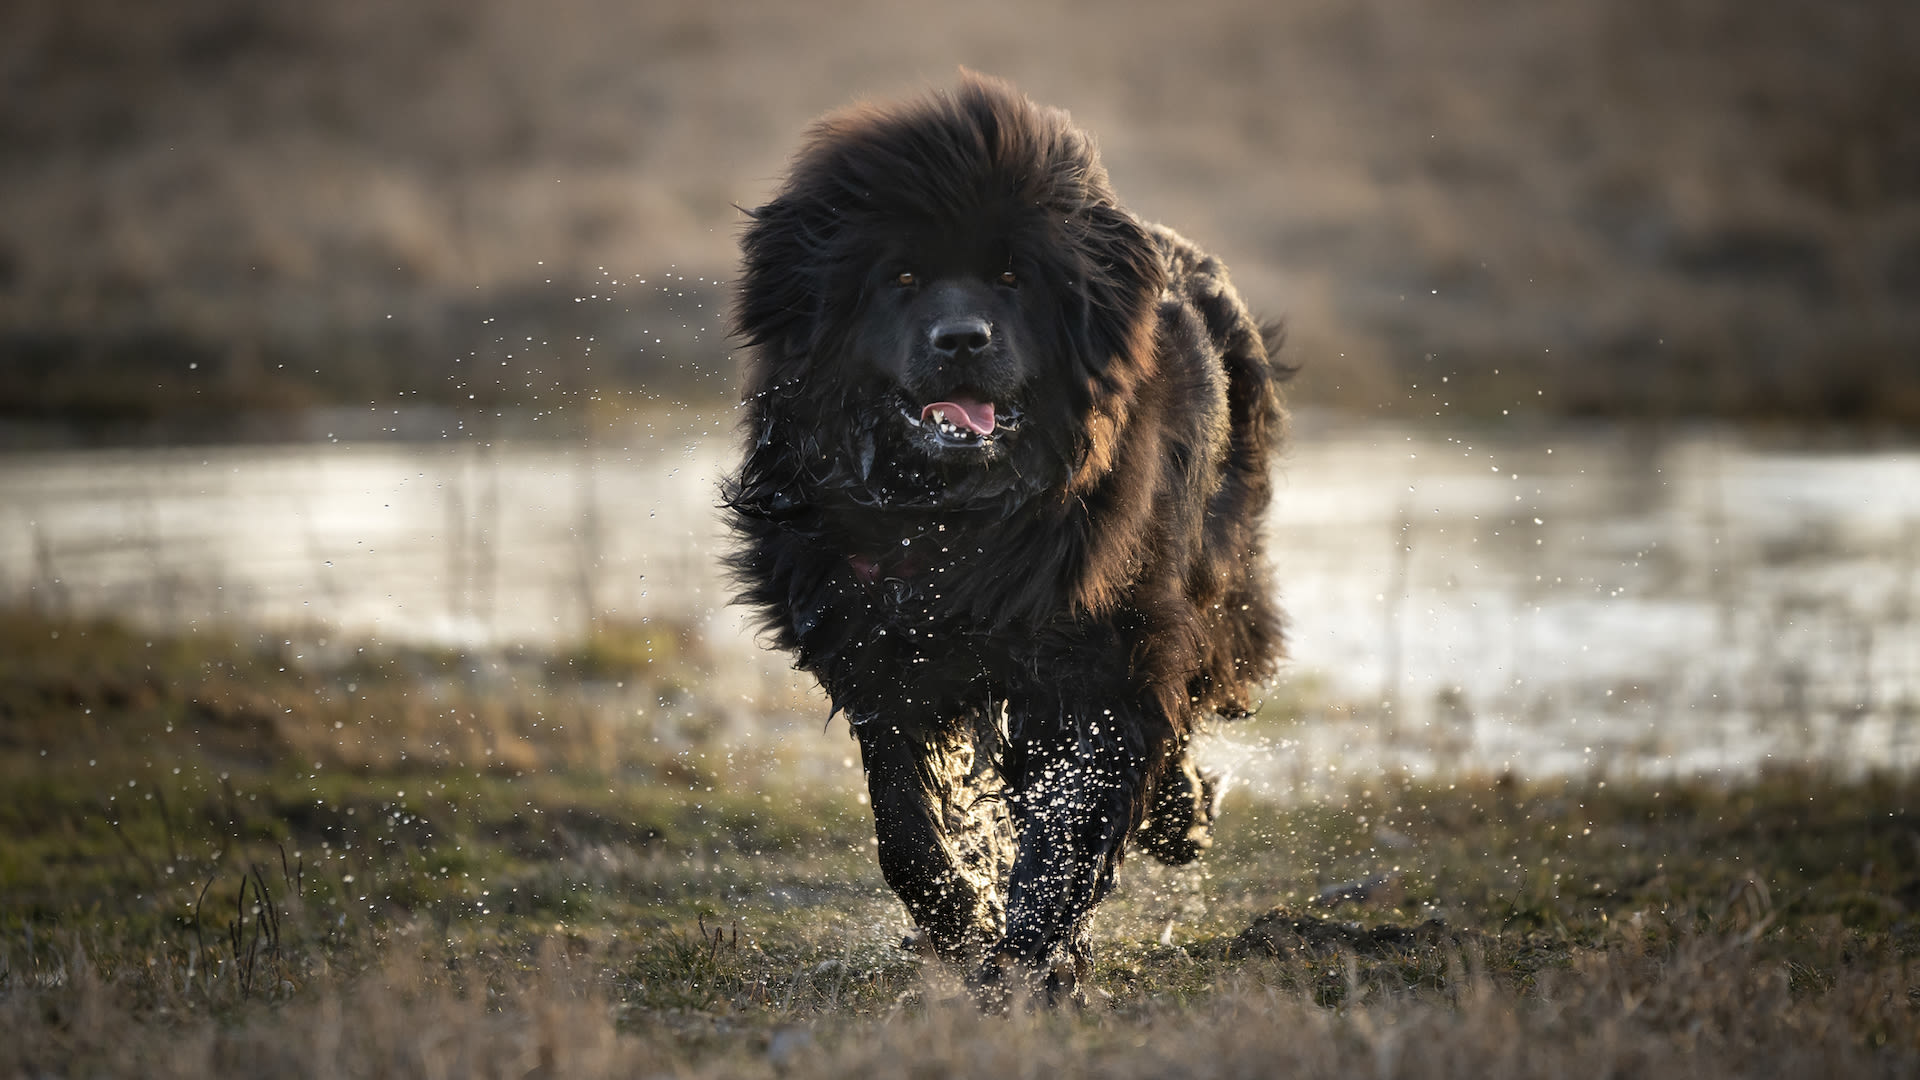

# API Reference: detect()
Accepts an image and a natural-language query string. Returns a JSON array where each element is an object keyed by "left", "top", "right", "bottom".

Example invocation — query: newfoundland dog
[{"left": 725, "top": 74, "right": 1290, "bottom": 1004}]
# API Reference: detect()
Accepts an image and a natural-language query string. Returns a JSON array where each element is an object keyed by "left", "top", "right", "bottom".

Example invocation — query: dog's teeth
[{"left": 931, "top": 408, "right": 947, "bottom": 424}]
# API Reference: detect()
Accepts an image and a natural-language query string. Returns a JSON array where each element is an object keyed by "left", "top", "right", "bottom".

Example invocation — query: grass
[{"left": 2, "top": 605, "right": 1916, "bottom": 1077}]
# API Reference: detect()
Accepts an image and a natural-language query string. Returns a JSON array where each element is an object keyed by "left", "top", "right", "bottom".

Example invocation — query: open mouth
[{"left": 899, "top": 394, "right": 1021, "bottom": 450}]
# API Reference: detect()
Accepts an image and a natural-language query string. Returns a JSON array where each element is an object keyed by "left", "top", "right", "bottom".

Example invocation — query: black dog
[{"left": 725, "top": 74, "right": 1289, "bottom": 1004}]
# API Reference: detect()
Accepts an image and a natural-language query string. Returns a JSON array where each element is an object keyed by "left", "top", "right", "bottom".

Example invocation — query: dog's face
[
  {"left": 846, "top": 215, "right": 1055, "bottom": 461},
  {"left": 734, "top": 75, "right": 1166, "bottom": 504}
]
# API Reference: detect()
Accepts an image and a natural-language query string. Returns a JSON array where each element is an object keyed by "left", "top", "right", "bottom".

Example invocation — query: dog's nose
[{"left": 929, "top": 317, "right": 991, "bottom": 357}]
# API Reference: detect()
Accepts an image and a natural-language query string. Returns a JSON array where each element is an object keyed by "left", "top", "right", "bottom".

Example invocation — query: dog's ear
[
  {"left": 736, "top": 194, "right": 831, "bottom": 382},
  {"left": 1072, "top": 204, "right": 1164, "bottom": 387},
  {"left": 1034, "top": 205, "right": 1163, "bottom": 487}
]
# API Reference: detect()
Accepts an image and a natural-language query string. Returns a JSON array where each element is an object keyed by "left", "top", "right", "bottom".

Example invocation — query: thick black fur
[{"left": 724, "top": 74, "right": 1291, "bottom": 1004}]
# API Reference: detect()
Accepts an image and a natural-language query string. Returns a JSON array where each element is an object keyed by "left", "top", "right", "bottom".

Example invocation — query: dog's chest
[{"left": 836, "top": 523, "right": 1022, "bottom": 627}]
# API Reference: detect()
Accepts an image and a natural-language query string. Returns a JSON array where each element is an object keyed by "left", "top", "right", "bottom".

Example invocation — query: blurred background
[
  {"left": 1, "top": 0, "right": 1917, "bottom": 784},
  {"left": 4, "top": 0, "right": 1918, "bottom": 430}
]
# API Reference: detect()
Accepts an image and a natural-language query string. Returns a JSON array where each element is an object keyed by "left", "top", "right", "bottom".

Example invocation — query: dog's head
[{"left": 736, "top": 74, "right": 1165, "bottom": 500}]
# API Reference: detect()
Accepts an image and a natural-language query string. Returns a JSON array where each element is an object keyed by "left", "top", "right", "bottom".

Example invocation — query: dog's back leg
[{"left": 1135, "top": 745, "right": 1224, "bottom": 866}]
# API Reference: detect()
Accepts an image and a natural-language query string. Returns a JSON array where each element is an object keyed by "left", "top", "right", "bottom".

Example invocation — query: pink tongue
[{"left": 920, "top": 398, "right": 995, "bottom": 435}]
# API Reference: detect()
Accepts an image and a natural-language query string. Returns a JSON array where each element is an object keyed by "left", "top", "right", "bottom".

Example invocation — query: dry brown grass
[
  {"left": 3, "top": 608, "right": 1917, "bottom": 1077},
  {"left": 4, "top": 917, "right": 1914, "bottom": 1078}
]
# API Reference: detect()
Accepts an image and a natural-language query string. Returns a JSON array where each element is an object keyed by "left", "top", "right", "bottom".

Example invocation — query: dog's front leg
[
  {"left": 856, "top": 719, "right": 1008, "bottom": 962},
  {"left": 978, "top": 701, "right": 1155, "bottom": 1006}
]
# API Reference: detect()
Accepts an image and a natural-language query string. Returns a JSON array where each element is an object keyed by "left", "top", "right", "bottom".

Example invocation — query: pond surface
[{"left": 3, "top": 411, "right": 1916, "bottom": 789}]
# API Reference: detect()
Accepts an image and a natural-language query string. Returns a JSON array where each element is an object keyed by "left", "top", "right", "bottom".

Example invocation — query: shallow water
[
  {"left": 3, "top": 411, "right": 1915, "bottom": 787},
  {"left": 1232, "top": 416, "right": 1920, "bottom": 794}
]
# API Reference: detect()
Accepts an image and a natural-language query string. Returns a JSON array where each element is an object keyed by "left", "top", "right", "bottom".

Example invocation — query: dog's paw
[
  {"left": 965, "top": 949, "right": 1023, "bottom": 1014},
  {"left": 1044, "top": 945, "right": 1105, "bottom": 1010},
  {"left": 967, "top": 941, "right": 1101, "bottom": 1011},
  {"left": 1137, "top": 757, "right": 1227, "bottom": 866},
  {"left": 899, "top": 926, "right": 939, "bottom": 957}
]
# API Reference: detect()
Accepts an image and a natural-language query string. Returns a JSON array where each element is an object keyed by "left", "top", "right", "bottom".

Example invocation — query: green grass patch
[{"left": 2, "top": 608, "right": 1916, "bottom": 1076}]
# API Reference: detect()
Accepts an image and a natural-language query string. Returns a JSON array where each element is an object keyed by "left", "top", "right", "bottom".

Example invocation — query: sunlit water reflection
[{"left": 3, "top": 411, "right": 1916, "bottom": 793}]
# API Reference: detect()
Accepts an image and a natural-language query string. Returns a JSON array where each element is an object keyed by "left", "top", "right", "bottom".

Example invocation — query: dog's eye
[
  {"left": 896, "top": 271, "right": 916, "bottom": 287},
  {"left": 998, "top": 270, "right": 1018, "bottom": 286}
]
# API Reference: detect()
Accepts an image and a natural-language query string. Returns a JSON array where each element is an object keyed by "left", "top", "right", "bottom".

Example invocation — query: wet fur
[{"left": 725, "top": 74, "right": 1290, "bottom": 1003}]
